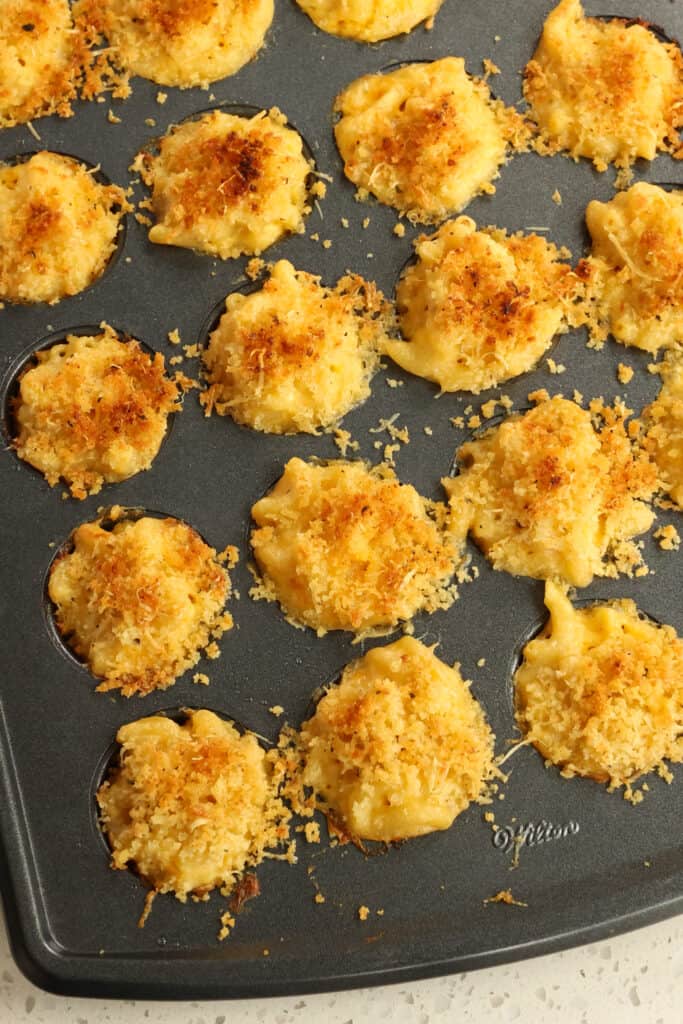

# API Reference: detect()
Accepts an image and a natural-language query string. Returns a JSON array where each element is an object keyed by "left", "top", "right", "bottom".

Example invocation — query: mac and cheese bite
[
  {"left": 49, "top": 514, "right": 232, "bottom": 696},
  {"left": 386, "top": 217, "right": 581, "bottom": 393},
  {"left": 299, "top": 637, "right": 494, "bottom": 842},
  {"left": 251, "top": 458, "right": 460, "bottom": 635},
  {"left": 134, "top": 109, "right": 313, "bottom": 260},
  {"left": 334, "top": 58, "right": 529, "bottom": 223},
  {"left": 444, "top": 397, "right": 656, "bottom": 587},
  {"left": 516, "top": 581, "right": 683, "bottom": 791},
  {"left": 524, "top": 0, "right": 683, "bottom": 172}
]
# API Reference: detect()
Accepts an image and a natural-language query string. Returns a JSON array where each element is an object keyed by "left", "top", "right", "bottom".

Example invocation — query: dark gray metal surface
[{"left": 0, "top": 0, "right": 682, "bottom": 1000}]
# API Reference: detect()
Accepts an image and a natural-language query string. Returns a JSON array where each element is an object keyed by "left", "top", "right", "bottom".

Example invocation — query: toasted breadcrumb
[
  {"left": 654, "top": 525, "right": 681, "bottom": 551},
  {"left": 484, "top": 889, "right": 527, "bottom": 907}
]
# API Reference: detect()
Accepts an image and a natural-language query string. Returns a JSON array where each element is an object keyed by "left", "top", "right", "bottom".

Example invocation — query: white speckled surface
[{"left": 2, "top": 913, "right": 681, "bottom": 1022}]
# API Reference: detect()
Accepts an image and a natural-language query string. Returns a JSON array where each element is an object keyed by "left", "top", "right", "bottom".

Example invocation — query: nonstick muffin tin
[{"left": 1, "top": 0, "right": 683, "bottom": 1001}]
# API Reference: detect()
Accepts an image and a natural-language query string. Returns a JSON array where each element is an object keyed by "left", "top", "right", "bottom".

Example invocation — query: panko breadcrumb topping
[
  {"left": 516, "top": 581, "right": 683, "bottom": 792},
  {"left": 0, "top": 0, "right": 87, "bottom": 127},
  {"left": 48, "top": 513, "right": 232, "bottom": 695},
  {"left": 385, "top": 217, "right": 582, "bottom": 393},
  {"left": 13, "top": 325, "right": 180, "bottom": 499},
  {"left": 72, "top": 0, "right": 273, "bottom": 88},
  {"left": 296, "top": 637, "right": 495, "bottom": 842},
  {"left": 294, "top": 0, "right": 444, "bottom": 42},
  {"left": 201, "top": 260, "right": 391, "bottom": 434},
  {"left": 133, "top": 108, "right": 312, "bottom": 260},
  {"left": 643, "top": 350, "right": 683, "bottom": 507},
  {"left": 443, "top": 396, "right": 657, "bottom": 587},
  {"left": 524, "top": 0, "right": 683, "bottom": 173},
  {"left": 582, "top": 183, "right": 683, "bottom": 352},
  {"left": 0, "top": 152, "right": 128, "bottom": 305},
  {"left": 250, "top": 458, "right": 461, "bottom": 636},
  {"left": 334, "top": 58, "right": 529, "bottom": 224},
  {"left": 98, "top": 710, "right": 291, "bottom": 909}
]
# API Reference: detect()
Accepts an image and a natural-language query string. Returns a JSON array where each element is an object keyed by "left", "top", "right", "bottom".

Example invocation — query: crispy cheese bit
[
  {"left": 201, "top": 260, "right": 390, "bottom": 434},
  {"left": 294, "top": 0, "right": 445, "bottom": 42},
  {"left": 334, "top": 58, "right": 529, "bottom": 224},
  {"left": 133, "top": 109, "right": 312, "bottom": 261},
  {"left": 484, "top": 890, "right": 527, "bottom": 907},
  {"left": 516, "top": 581, "right": 683, "bottom": 789},
  {"left": 523, "top": 0, "right": 683, "bottom": 172},
  {"left": 583, "top": 184, "right": 683, "bottom": 353},
  {"left": 98, "top": 710, "right": 290, "bottom": 904},
  {"left": 298, "top": 637, "right": 495, "bottom": 842},
  {"left": 13, "top": 326, "right": 179, "bottom": 499},
  {"left": 443, "top": 396, "right": 656, "bottom": 587},
  {"left": 0, "top": 0, "right": 87, "bottom": 127},
  {"left": 654, "top": 525, "right": 681, "bottom": 551},
  {"left": 72, "top": 0, "right": 273, "bottom": 88},
  {"left": 384, "top": 217, "right": 581, "bottom": 393},
  {"left": 0, "top": 152, "right": 127, "bottom": 305},
  {"left": 250, "top": 457, "right": 460, "bottom": 636},
  {"left": 643, "top": 351, "right": 683, "bottom": 507},
  {"left": 48, "top": 516, "right": 232, "bottom": 696}
]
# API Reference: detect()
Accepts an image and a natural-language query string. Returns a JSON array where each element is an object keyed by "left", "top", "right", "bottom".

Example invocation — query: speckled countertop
[{"left": 1, "top": 913, "right": 681, "bottom": 1023}]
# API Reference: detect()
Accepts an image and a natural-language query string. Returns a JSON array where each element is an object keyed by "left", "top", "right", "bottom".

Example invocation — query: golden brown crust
[
  {"left": 0, "top": 152, "right": 128, "bottom": 305},
  {"left": 98, "top": 710, "right": 290, "bottom": 900},
  {"left": 73, "top": 0, "right": 273, "bottom": 88},
  {"left": 134, "top": 109, "right": 312, "bottom": 259},
  {"left": 516, "top": 581, "right": 683, "bottom": 790},
  {"left": 385, "top": 217, "right": 583, "bottom": 393},
  {"left": 13, "top": 326, "right": 180, "bottom": 499},
  {"left": 444, "top": 396, "right": 657, "bottom": 587},
  {"left": 0, "top": 0, "right": 90, "bottom": 127},
  {"left": 250, "top": 458, "right": 461, "bottom": 635},
  {"left": 524, "top": 0, "right": 683, "bottom": 172},
  {"left": 297, "top": 637, "right": 495, "bottom": 842},
  {"left": 48, "top": 514, "right": 232, "bottom": 696},
  {"left": 335, "top": 58, "right": 530, "bottom": 223},
  {"left": 582, "top": 184, "right": 683, "bottom": 352},
  {"left": 295, "top": 0, "right": 444, "bottom": 41},
  {"left": 201, "top": 260, "right": 390, "bottom": 433}
]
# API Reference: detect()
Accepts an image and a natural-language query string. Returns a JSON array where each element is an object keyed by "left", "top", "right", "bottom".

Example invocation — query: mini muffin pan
[{"left": 1, "top": 0, "right": 682, "bottom": 1001}]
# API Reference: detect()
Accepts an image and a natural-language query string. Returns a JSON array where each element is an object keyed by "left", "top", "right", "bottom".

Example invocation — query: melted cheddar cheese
[{"left": 294, "top": 0, "right": 444, "bottom": 42}]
